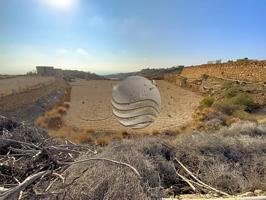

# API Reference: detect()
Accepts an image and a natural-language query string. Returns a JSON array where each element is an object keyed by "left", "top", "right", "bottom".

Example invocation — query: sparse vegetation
[
  {"left": 48, "top": 121, "right": 266, "bottom": 199},
  {"left": 200, "top": 96, "right": 215, "bottom": 107},
  {"left": 194, "top": 80, "right": 259, "bottom": 131}
]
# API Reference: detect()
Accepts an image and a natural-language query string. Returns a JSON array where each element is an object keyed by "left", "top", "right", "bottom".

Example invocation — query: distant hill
[
  {"left": 62, "top": 70, "right": 105, "bottom": 80},
  {"left": 105, "top": 66, "right": 184, "bottom": 79}
]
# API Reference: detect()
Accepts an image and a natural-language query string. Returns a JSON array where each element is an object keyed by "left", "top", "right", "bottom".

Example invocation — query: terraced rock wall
[{"left": 181, "top": 60, "right": 266, "bottom": 82}]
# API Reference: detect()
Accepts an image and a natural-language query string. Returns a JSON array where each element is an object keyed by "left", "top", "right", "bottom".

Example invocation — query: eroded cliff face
[{"left": 180, "top": 60, "right": 266, "bottom": 82}]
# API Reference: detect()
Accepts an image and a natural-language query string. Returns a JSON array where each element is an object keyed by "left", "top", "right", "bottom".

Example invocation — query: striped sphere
[{"left": 112, "top": 76, "right": 161, "bottom": 129}]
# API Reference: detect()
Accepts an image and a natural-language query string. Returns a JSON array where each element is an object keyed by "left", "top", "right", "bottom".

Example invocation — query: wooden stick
[
  {"left": 0, "top": 171, "right": 50, "bottom": 200},
  {"left": 175, "top": 170, "right": 196, "bottom": 191},
  {"left": 174, "top": 158, "right": 230, "bottom": 196},
  {"left": 0, "top": 138, "right": 41, "bottom": 150}
]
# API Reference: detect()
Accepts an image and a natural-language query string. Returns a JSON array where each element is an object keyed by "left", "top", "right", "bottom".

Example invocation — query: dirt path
[{"left": 64, "top": 79, "right": 202, "bottom": 133}]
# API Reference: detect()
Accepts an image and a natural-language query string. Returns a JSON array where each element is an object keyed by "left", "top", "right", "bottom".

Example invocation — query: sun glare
[{"left": 41, "top": 0, "right": 76, "bottom": 10}]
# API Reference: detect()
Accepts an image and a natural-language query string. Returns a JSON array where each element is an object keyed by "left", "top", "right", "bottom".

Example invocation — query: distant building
[
  {"left": 36, "top": 66, "right": 55, "bottom": 76},
  {"left": 207, "top": 59, "right": 222, "bottom": 64}
]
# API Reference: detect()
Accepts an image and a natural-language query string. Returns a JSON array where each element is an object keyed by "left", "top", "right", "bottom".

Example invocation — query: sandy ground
[
  {"left": 64, "top": 79, "right": 202, "bottom": 133},
  {"left": 0, "top": 76, "right": 55, "bottom": 96}
]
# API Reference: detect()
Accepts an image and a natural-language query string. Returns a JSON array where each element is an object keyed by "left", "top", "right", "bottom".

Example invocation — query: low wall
[
  {"left": 180, "top": 60, "right": 266, "bottom": 82},
  {"left": 0, "top": 80, "right": 60, "bottom": 111}
]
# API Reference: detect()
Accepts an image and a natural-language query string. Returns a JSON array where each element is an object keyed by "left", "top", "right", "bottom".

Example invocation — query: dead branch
[
  {"left": 0, "top": 188, "right": 8, "bottom": 193},
  {"left": 8, "top": 147, "right": 39, "bottom": 155},
  {"left": 174, "top": 168, "right": 196, "bottom": 191},
  {"left": 59, "top": 157, "right": 141, "bottom": 179},
  {"left": 0, "top": 138, "right": 41, "bottom": 150},
  {"left": 55, "top": 144, "right": 97, "bottom": 154},
  {"left": 175, "top": 158, "right": 230, "bottom": 196},
  {"left": 0, "top": 170, "right": 50, "bottom": 200},
  {"left": 45, "top": 146, "right": 81, "bottom": 154}
]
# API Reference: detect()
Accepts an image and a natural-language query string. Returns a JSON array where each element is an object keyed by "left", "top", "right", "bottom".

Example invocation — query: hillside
[
  {"left": 181, "top": 60, "right": 266, "bottom": 82},
  {"left": 105, "top": 66, "right": 184, "bottom": 79},
  {"left": 62, "top": 70, "right": 105, "bottom": 80}
]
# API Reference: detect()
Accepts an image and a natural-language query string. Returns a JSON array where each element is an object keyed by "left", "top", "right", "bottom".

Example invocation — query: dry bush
[
  {"left": 1, "top": 116, "right": 266, "bottom": 199},
  {"left": 62, "top": 102, "right": 70, "bottom": 109},
  {"left": 232, "top": 110, "right": 257, "bottom": 121},
  {"left": 212, "top": 101, "right": 244, "bottom": 115},
  {"left": 86, "top": 128, "right": 95, "bottom": 134},
  {"left": 174, "top": 121, "right": 266, "bottom": 194},
  {"left": 50, "top": 138, "right": 164, "bottom": 200},
  {"left": 56, "top": 106, "right": 67, "bottom": 115},
  {"left": 121, "top": 131, "right": 130, "bottom": 138},
  {"left": 50, "top": 121, "right": 266, "bottom": 199},
  {"left": 52, "top": 122, "right": 266, "bottom": 199},
  {"left": 152, "top": 130, "right": 160, "bottom": 136},
  {"left": 36, "top": 105, "right": 67, "bottom": 130},
  {"left": 111, "top": 132, "right": 123, "bottom": 140},
  {"left": 50, "top": 127, "right": 94, "bottom": 144},
  {"left": 37, "top": 113, "right": 63, "bottom": 129},
  {"left": 96, "top": 137, "right": 109, "bottom": 146}
]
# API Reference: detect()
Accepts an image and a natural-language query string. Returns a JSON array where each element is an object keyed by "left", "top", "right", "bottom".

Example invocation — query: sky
[{"left": 0, "top": 0, "right": 266, "bottom": 75}]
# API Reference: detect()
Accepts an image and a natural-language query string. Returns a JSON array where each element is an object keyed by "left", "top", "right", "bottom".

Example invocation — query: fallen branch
[
  {"left": 173, "top": 167, "right": 196, "bottom": 191},
  {"left": 0, "top": 188, "right": 8, "bottom": 193},
  {"left": 0, "top": 170, "right": 50, "bottom": 200},
  {"left": 174, "top": 158, "right": 230, "bottom": 196},
  {"left": 0, "top": 138, "right": 41, "bottom": 150},
  {"left": 59, "top": 157, "right": 141, "bottom": 179}
]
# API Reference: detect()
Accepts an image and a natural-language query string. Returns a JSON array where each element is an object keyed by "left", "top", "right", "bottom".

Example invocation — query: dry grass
[
  {"left": 36, "top": 87, "right": 71, "bottom": 130},
  {"left": 49, "top": 121, "right": 266, "bottom": 199},
  {"left": 36, "top": 108, "right": 64, "bottom": 129},
  {"left": 49, "top": 127, "right": 94, "bottom": 144},
  {"left": 95, "top": 137, "right": 109, "bottom": 146}
]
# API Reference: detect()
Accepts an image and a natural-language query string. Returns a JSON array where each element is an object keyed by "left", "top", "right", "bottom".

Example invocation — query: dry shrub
[
  {"left": 62, "top": 102, "right": 70, "bottom": 109},
  {"left": 50, "top": 127, "right": 94, "bottom": 144},
  {"left": 49, "top": 121, "right": 266, "bottom": 199},
  {"left": 37, "top": 113, "right": 63, "bottom": 129},
  {"left": 86, "top": 128, "right": 95, "bottom": 133},
  {"left": 152, "top": 130, "right": 160, "bottom": 136},
  {"left": 121, "top": 131, "right": 130, "bottom": 138},
  {"left": 36, "top": 105, "right": 67, "bottom": 130},
  {"left": 74, "top": 133, "right": 94, "bottom": 144},
  {"left": 174, "top": 121, "right": 266, "bottom": 194},
  {"left": 232, "top": 110, "right": 257, "bottom": 121},
  {"left": 50, "top": 139, "right": 163, "bottom": 200},
  {"left": 212, "top": 101, "right": 243, "bottom": 115},
  {"left": 56, "top": 106, "right": 67, "bottom": 115},
  {"left": 96, "top": 137, "right": 109, "bottom": 146},
  {"left": 111, "top": 132, "right": 123, "bottom": 140}
]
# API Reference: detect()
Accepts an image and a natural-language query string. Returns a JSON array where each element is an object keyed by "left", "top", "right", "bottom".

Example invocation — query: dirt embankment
[
  {"left": 180, "top": 60, "right": 266, "bottom": 83},
  {"left": 0, "top": 78, "right": 70, "bottom": 123}
]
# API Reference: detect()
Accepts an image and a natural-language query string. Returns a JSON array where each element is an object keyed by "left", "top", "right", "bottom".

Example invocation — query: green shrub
[
  {"left": 222, "top": 87, "right": 239, "bottom": 97},
  {"left": 213, "top": 101, "right": 244, "bottom": 115},
  {"left": 221, "top": 80, "right": 234, "bottom": 89},
  {"left": 230, "top": 92, "right": 253, "bottom": 107},
  {"left": 232, "top": 110, "right": 257, "bottom": 121},
  {"left": 200, "top": 97, "right": 215, "bottom": 107}
]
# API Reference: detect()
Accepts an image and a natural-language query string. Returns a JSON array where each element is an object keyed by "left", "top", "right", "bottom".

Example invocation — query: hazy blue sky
[{"left": 0, "top": 0, "right": 266, "bottom": 74}]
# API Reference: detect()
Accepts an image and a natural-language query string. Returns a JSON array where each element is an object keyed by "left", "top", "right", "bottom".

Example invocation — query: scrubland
[{"left": 1, "top": 70, "right": 266, "bottom": 199}]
